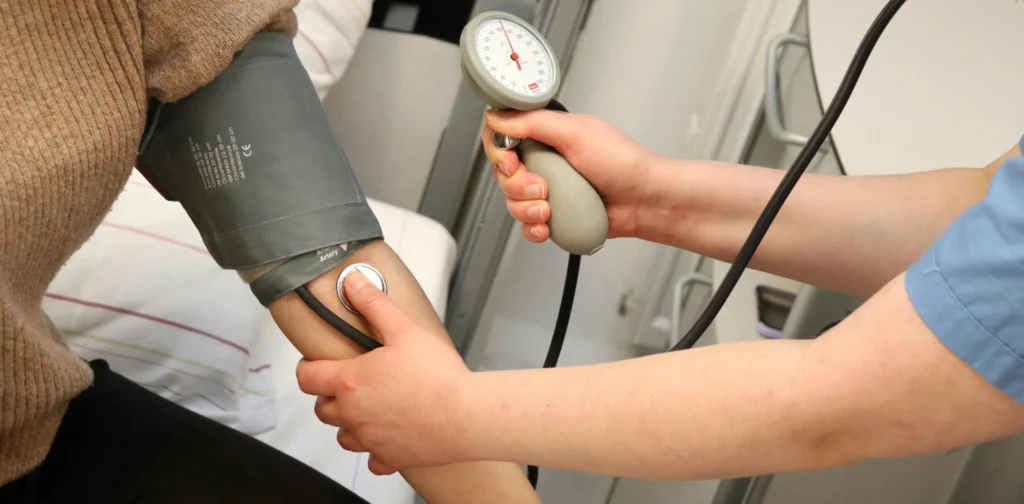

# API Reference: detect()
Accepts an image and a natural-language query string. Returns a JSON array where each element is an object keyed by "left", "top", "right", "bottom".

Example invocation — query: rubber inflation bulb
[{"left": 519, "top": 139, "right": 608, "bottom": 255}]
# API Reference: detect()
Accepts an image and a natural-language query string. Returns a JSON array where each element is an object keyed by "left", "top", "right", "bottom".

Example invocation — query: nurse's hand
[
  {"left": 482, "top": 109, "right": 660, "bottom": 243},
  {"left": 295, "top": 272, "right": 473, "bottom": 474}
]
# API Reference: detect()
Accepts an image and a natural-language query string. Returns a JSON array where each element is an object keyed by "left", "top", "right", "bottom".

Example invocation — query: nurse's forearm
[
  {"left": 638, "top": 149, "right": 1014, "bottom": 299},
  {"left": 269, "top": 240, "right": 539, "bottom": 504},
  {"left": 456, "top": 338, "right": 835, "bottom": 480},
  {"left": 451, "top": 275, "right": 1024, "bottom": 480}
]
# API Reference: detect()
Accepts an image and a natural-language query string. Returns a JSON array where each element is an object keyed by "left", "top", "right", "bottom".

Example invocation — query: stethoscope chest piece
[{"left": 337, "top": 263, "right": 388, "bottom": 314}]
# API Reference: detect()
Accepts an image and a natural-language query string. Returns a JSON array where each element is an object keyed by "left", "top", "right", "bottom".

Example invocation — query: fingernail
[
  {"left": 531, "top": 226, "right": 543, "bottom": 237},
  {"left": 345, "top": 271, "right": 370, "bottom": 293},
  {"left": 526, "top": 184, "right": 543, "bottom": 199},
  {"left": 528, "top": 205, "right": 542, "bottom": 219},
  {"left": 496, "top": 162, "right": 510, "bottom": 176}
]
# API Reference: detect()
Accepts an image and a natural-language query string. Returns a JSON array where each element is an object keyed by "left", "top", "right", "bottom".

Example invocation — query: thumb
[
  {"left": 486, "top": 109, "right": 577, "bottom": 149},
  {"left": 344, "top": 271, "right": 413, "bottom": 344}
]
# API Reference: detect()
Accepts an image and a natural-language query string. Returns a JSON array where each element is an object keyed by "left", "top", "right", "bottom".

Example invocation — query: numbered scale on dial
[{"left": 473, "top": 17, "right": 554, "bottom": 97}]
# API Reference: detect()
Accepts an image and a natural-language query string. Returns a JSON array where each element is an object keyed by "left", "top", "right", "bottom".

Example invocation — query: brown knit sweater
[{"left": 0, "top": 0, "right": 297, "bottom": 484}]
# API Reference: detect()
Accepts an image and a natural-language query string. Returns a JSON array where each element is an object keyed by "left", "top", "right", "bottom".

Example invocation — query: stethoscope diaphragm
[{"left": 336, "top": 263, "right": 388, "bottom": 315}]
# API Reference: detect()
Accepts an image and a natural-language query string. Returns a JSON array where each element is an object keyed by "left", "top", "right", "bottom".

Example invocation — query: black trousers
[{"left": 0, "top": 360, "right": 370, "bottom": 504}]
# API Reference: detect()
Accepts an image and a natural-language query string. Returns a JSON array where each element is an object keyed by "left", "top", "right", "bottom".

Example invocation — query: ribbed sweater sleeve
[{"left": 0, "top": 0, "right": 297, "bottom": 485}]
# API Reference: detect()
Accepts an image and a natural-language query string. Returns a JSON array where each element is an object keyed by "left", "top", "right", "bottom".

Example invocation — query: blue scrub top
[{"left": 906, "top": 135, "right": 1024, "bottom": 403}]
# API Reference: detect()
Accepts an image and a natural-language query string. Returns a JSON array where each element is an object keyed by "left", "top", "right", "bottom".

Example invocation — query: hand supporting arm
[
  {"left": 638, "top": 144, "right": 1021, "bottom": 298},
  {"left": 273, "top": 240, "right": 539, "bottom": 503}
]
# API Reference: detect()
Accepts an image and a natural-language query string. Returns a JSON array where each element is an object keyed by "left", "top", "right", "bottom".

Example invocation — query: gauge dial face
[{"left": 473, "top": 17, "right": 555, "bottom": 98}]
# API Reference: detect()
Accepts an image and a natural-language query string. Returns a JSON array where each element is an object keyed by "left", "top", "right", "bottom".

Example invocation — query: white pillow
[
  {"left": 293, "top": 0, "right": 375, "bottom": 99},
  {"left": 44, "top": 173, "right": 277, "bottom": 434}
]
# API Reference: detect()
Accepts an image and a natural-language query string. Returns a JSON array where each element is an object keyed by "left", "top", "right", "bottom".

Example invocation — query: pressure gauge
[
  {"left": 460, "top": 11, "right": 561, "bottom": 111},
  {"left": 459, "top": 11, "right": 608, "bottom": 257}
]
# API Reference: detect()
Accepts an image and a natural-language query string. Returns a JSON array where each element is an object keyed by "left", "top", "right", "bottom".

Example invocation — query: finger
[
  {"left": 296, "top": 358, "right": 344, "bottom": 397},
  {"left": 481, "top": 124, "right": 522, "bottom": 178},
  {"left": 505, "top": 196, "right": 550, "bottom": 225},
  {"left": 313, "top": 396, "right": 346, "bottom": 428},
  {"left": 497, "top": 169, "right": 548, "bottom": 202},
  {"left": 368, "top": 456, "right": 397, "bottom": 476},
  {"left": 522, "top": 222, "right": 549, "bottom": 243},
  {"left": 343, "top": 272, "right": 415, "bottom": 343},
  {"left": 337, "top": 428, "right": 368, "bottom": 453},
  {"left": 485, "top": 109, "right": 579, "bottom": 150}
]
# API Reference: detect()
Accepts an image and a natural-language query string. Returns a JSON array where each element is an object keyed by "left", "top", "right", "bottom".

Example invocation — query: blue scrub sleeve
[{"left": 906, "top": 135, "right": 1024, "bottom": 404}]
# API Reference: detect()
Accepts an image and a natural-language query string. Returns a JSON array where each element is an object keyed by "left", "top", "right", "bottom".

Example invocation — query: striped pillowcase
[{"left": 44, "top": 172, "right": 277, "bottom": 434}]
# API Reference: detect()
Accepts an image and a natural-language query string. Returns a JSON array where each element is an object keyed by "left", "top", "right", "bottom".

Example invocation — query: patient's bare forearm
[
  {"left": 268, "top": 240, "right": 448, "bottom": 359},
  {"left": 268, "top": 239, "right": 539, "bottom": 504}
]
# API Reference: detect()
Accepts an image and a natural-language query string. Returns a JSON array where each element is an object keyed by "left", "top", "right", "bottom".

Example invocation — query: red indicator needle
[{"left": 499, "top": 21, "right": 522, "bottom": 71}]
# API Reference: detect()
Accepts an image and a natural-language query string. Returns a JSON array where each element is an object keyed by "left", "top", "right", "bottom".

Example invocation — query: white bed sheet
[{"left": 253, "top": 198, "right": 457, "bottom": 504}]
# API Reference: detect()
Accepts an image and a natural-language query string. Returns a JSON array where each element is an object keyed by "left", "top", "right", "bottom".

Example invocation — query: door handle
[
  {"left": 669, "top": 271, "right": 713, "bottom": 349},
  {"left": 764, "top": 32, "right": 812, "bottom": 147}
]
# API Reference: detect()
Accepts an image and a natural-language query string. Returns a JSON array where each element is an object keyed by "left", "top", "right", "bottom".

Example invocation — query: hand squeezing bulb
[{"left": 459, "top": 11, "right": 608, "bottom": 256}]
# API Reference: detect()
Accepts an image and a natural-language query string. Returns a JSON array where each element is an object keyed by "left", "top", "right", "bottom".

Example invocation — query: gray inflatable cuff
[
  {"left": 250, "top": 238, "right": 376, "bottom": 306},
  {"left": 135, "top": 31, "right": 384, "bottom": 297}
]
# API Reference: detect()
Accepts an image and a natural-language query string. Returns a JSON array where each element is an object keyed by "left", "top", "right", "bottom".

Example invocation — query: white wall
[
  {"left": 558, "top": 0, "right": 751, "bottom": 159},
  {"left": 807, "top": 0, "right": 1024, "bottom": 178}
]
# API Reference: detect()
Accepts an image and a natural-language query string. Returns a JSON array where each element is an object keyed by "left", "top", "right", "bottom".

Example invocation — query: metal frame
[
  {"left": 415, "top": 5, "right": 597, "bottom": 501},
  {"left": 416, "top": 0, "right": 537, "bottom": 232},
  {"left": 423, "top": 0, "right": 595, "bottom": 350}
]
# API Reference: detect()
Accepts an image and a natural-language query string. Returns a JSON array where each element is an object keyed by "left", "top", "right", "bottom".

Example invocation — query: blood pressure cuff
[
  {"left": 905, "top": 134, "right": 1024, "bottom": 405},
  {"left": 136, "top": 31, "right": 383, "bottom": 306}
]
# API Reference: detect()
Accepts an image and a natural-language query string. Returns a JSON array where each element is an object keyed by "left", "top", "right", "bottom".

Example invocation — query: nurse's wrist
[
  {"left": 446, "top": 371, "right": 514, "bottom": 463},
  {"left": 443, "top": 373, "right": 487, "bottom": 462},
  {"left": 632, "top": 156, "right": 701, "bottom": 246}
]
